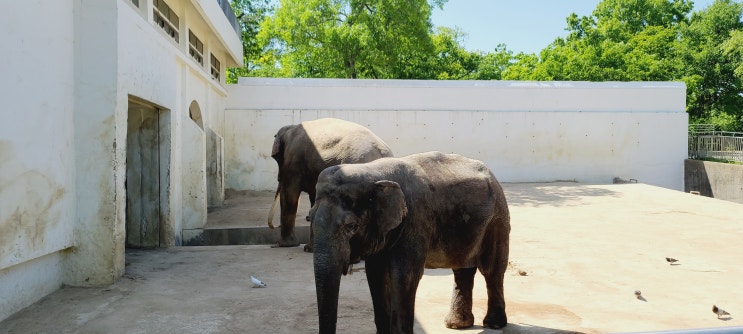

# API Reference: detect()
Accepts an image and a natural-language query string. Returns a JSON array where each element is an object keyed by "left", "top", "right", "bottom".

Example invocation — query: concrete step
[
  {"left": 189, "top": 189, "right": 312, "bottom": 246},
  {"left": 195, "top": 225, "right": 310, "bottom": 246}
]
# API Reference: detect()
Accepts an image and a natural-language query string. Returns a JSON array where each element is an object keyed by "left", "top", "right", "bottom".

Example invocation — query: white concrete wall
[
  {"left": 0, "top": 0, "right": 77, "bottom": 321},
  {"left": 181, "top": 119, "right": 207, "bottom": 232},
  {"left": 0, "top": 0, "right": 241, "bottom": 322},
  {"left": 225, "top": 78, "right": 688, "bottom": 191}
]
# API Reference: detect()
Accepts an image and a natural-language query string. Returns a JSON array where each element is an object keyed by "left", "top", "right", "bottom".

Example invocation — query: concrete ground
[{"left": 2, "top": 183, "right": 743, "bottom": 333}]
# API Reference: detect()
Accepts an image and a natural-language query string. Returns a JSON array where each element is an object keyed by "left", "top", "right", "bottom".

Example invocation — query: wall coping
[{"left": 228, "top": 78, "right": 687, "bottom": 113}]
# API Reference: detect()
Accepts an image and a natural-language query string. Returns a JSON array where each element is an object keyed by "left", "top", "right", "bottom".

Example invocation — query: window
[
  {"left": 153, "top": 0, "right": 179, "bottom": 43},
  {"left": 210, "top": 53, "right": 221, "bottom": 81},
  {"left": 188, "top": 31, "right": 204, "bottom": 65},
  {"left": 130, "top": 0, "right": 139, "bottom": 7}
]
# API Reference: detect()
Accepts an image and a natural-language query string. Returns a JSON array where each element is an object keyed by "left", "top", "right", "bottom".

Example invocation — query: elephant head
[{"left": 311, "top": 168, "right": 407, "bottom": 333}]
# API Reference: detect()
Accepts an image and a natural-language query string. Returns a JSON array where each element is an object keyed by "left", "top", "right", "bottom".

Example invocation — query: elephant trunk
[
  {"left": 314, "top": 242, "right": 345, "bottom": 334},
  {"left": 267, "top": 184, "right": 280, "bottom": 229}
]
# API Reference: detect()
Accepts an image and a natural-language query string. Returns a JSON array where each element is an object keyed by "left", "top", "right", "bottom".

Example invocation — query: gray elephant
[
  {"left": 311, "top": 151, "right": 511, "bottom": 333},
  {"left": 268, "top": 118, "right": 393, "bottom": 249}
]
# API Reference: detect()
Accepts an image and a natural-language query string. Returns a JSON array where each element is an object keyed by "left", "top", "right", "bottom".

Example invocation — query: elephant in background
[
  {"left": 268, "top": 118, "right": 393, "bottom": 250},
  {"left": 311, "top": 151, "right": 511, "bottom": 334}
]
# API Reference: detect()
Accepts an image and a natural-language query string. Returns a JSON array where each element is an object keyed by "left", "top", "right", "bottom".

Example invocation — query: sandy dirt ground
[{"left": 2, "top": 183, "right": 743, "bottom": 334}]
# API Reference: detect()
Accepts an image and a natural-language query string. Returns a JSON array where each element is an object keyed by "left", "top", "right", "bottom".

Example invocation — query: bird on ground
[
  {"left": 250, "top": 275, "right": 267, "bottom": 288},
  {"left": 713, "top": 305, "right": 731, "bottom": 319},
  {"left": 634, "top": 290, "right": 642, "bottom": 298},
  {"left": 666, "top": 257, "right": 679, "bottom": 264}
]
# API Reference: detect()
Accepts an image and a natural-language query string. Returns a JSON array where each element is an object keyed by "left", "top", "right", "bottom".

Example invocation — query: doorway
[{"left": 126, "top": 98, "right": 170, "bottom": 248}]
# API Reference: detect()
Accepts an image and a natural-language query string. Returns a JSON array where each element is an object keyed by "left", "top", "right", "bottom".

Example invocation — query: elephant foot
[
  {"left": 482, "top": 312, "right": 507, "bottom": 329},
  {"left": 271, "top": 237, "right": 300, "bottom": 248},
  {"left": 303, "top": 244, "right": 314, "bottom": 252},
  {"left": 444, "top": 310, "right": 474, "bottom": 329}
]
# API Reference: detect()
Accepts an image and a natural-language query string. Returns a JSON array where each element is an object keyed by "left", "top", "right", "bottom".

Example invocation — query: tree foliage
[
  {"left": 228, "top": 0, "right": 743, "bottom": 130},
  {"left": 510, "top": 0, "right": 693, "bottom": 81},
  {"left": 228, "top": 0, "right": 275, "bottom": 82},
  {"left": 251, "top": 0, "right": 446, "bottom": 79},
  {"left": 678, "top": 0, "right": 743, "bottom": 129}
]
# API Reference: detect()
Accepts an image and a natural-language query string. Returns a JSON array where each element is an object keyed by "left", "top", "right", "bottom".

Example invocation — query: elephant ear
[{"left": 373, "top": 180, "right": 407, "bottom": 234}]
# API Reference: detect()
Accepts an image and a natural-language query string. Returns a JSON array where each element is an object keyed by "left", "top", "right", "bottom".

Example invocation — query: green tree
[
  {"left": 469, "top": 44, "right": 515, "bottom": 80},
  {"left": 529, "top": 0, "right": 692, "bottom": 81},
  {"left": 677, "top": 0, "right": 743, "bottom": 130},
  {"left": 254, "top": 0, "right": 446, "bottom": 78},
  {"left": 723, "top": 30, "right": 743, "bottom": 80},
  {"left": 420, "top": 27, "right": 479, "bottom": 79},
  {"left": 227, "top": 0, "right": 275, "bottom": 82},
  {"left": 509, "top": 0, "right": 743, "bottom": 130}
]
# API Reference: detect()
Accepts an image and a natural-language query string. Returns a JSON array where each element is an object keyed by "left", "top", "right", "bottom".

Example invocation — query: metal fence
[{"left": 688, "top": 124, "right": 743, "bottom": 162}]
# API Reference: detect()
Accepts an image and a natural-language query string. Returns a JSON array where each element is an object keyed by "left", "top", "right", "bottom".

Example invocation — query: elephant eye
[{"left": 342, "top": 215, "right": 359, "bottom": 234}]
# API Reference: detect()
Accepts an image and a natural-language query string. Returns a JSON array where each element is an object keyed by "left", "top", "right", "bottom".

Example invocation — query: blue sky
[{"left": 430, "top": 0, "right": 719, "bottom": 54}]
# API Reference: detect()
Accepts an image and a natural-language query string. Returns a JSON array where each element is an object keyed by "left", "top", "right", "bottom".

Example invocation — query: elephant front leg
[
  {"left": 444, "top": 267, "right": 476, "bottom": 329},
  {"left": 274, "top": 184, "right": 300, "bottom": 247},
  {"left": 389, "top": 259, "right": 424, "bottom": 334},
  {"left": 365, "top": 256, "right": 391, "bottom": 333}
]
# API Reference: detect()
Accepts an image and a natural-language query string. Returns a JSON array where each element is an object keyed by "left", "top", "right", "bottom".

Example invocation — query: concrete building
[{"left": 0, "top": 0, "right": 242, "bottom": 321}]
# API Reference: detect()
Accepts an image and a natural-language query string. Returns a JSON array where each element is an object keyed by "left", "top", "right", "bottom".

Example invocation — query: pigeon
[
  {"left": 634, "top": 290, "right": 647, "bottom": 301},
  {"left": 666, "top": 257, "right": 679, "bottom": 264},
  {"left": 713, "top": 305, "right": 730, "bottom": 319},
  {"left": 250, "top": 276, "right": 267, "bottom": 288}
]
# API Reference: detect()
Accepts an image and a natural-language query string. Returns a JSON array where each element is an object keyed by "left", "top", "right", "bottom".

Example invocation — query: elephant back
[{"left": 301, "top": 118, "right": 393, "bottom": 166}]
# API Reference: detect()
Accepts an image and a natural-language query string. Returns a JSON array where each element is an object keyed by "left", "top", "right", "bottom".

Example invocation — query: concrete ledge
[
  {"left": 685, "top": 159, "right": 743, "bottom": 204},
  {"left": 190, "top": 225, "right": 311, "bottom": 246}
]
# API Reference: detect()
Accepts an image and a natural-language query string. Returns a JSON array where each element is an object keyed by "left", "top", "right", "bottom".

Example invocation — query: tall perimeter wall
[{"left": 224, "top": 78, "right": 688, "bottom": 191}]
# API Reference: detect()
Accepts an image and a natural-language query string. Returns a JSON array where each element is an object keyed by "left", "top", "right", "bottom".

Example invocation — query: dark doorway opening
[{"left": 126, "top": 98, "right": 170, "bottom": 248}]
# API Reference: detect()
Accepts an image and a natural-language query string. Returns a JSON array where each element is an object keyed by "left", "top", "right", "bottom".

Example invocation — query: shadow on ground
[{"left": 503, "top": 182, "right": 621, "bottom": 207}]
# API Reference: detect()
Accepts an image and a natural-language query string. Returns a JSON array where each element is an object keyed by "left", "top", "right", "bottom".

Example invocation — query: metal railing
[
  {"left": 688, "top": 124, "right": 743, "bottom": 162},
  {"left": 216, "top": 0, "right": 241, "bottom": 37}
]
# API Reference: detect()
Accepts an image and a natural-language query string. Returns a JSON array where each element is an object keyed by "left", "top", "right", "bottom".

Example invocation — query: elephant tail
[{"left": 267, "top": 185, "right": 280, "bottom": 229}]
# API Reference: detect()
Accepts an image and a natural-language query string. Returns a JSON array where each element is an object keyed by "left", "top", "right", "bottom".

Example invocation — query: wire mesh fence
[{"left": 688, "top": 124, "right": 743, "bottom": 162}]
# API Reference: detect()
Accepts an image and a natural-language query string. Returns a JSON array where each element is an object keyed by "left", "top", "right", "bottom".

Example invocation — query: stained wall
[
  {"left": 0, "top": 0, "right": 241, "bottom": 322},
  {"left": 225, "top": 79, "right": 688, "bottom": 191},
  {"left": 0, "top": 0, "right": 77, "bottom": 319}
]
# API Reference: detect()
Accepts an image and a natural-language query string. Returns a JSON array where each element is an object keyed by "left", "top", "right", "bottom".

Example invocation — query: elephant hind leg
[
  {"left": 444, "top": 267, "right": 476, "bottom": 329},
  {"left": 479, "top": 233, "right": 509, "bottom": 329}
]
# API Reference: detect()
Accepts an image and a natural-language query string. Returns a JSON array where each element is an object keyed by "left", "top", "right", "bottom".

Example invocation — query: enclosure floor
[
  {"left": 207, "top": 189, "right": 313, "bottom": 229},
  {"left": 3, "top": 183, "right": 743, "bottom": 333}
]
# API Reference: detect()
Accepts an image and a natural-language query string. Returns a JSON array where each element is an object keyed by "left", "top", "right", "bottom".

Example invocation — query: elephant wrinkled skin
[
  {"left": 268, "top": 118, "right": 393, "bottom": 250},
  {"left": 311, "top": 151, "right": 511, "bottom": 334}
]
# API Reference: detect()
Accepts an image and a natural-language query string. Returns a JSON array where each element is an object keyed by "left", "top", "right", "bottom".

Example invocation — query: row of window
[{"left": 132, "top": 0, "right": 222, "bottom": 82}]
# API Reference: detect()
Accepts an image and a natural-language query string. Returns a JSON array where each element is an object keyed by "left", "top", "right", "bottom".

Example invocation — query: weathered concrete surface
[
  {"left": 2, "top": 183, "right": 742, "bottom": 333},
  {"left": 185, "top": 189, "right": 313, "bottom": 246},
  {"left": 685, "top": 159, "right": 743, "bottom": 204}
]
